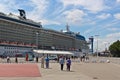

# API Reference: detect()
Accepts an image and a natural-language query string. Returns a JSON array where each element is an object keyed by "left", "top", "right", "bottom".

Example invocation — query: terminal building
[{"left": 0, "top": 10, "right": 89, "bottom": 57}]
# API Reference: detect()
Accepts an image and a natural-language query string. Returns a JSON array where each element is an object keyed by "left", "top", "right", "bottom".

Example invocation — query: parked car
[{"left": 45, "top": 55, "right": 58, "bottom": 61}]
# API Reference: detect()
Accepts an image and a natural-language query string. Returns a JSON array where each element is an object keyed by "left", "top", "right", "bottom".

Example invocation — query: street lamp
[
  {"left": 95, "top": 35, "right": 99, "bottom": 57},
  {"left": 36, "top": 32, "right": 39, "bottom": 49},
  {"left": 104, "top": 42, "right": 107, "bottom": 51}
]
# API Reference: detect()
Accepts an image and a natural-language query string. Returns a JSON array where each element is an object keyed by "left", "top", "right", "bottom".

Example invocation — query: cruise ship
[{"left": 0, "top": 10, "right": 89, "bottom": 57}]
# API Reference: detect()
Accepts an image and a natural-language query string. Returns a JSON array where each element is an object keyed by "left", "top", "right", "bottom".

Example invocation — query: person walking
[
  {"left": 66, "top": 58, "right": 71, "bottom": 71},
  {"left": 36, "top": 56, "right": 38, "bottom": 62},
  {"left": 41, "top": 56, "right": 45, "bottom": 68},
  {"left": 45, "top": 56, "right": 49, "bottom": 68},
  {"left": 15, "top": 56, "right": 18, "bottom": 63},
  {"left": 59, "top": 57, "right": 65, "bottom": 70},
  {"left": 7, "top": 56, "right": 10, "bottom": 63}
]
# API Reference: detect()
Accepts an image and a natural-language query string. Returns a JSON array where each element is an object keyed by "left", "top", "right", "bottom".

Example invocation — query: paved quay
[{"left": 0, "top": 58, "right": 120, "bottom": 80}]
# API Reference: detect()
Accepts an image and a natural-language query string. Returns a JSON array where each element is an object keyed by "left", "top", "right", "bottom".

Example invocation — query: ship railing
[{"left": 0, "top": 41, "right": 36, "bottom": 47}]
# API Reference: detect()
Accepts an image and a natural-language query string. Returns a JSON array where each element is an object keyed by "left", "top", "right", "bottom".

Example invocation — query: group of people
[
  {"left": 59, "top": 57, "right": 71, "bottom": 71},
  {"left": 40, "top": 56, "right": 72, "bottom": 71},
  {"left": 5, "top": 55, "right": 72, "bottom": 71},
  {"left": 80, "top": 55, "right": 89, "bottom": 62},
  {"left": 41, "top": 56, "right": 50, "bottom": 69}
]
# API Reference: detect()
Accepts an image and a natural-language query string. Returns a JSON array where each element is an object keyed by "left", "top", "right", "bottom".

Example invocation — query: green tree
[{"left": 109, "top": 40, "right": 120, "bottom": 57}]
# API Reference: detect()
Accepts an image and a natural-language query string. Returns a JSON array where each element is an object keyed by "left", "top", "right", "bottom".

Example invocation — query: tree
[{"left": 109, "top": 40, "right": 120, "bottom": 57}]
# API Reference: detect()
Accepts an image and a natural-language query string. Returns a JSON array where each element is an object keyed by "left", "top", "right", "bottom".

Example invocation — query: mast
[{"left": 66, "top": 23, "right": 70, "bottom": 32}]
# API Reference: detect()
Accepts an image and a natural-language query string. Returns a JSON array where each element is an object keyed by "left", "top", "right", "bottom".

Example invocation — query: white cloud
[
  {"left": 0, "top": 0, "right": 19, "bottom": 13},
  {"left": 0, "top": 0, "right": 49, "bottom": 17},
  {"left": 0, "top": 0, "right": 60, "bottom": 26},
  {"left": 106, "top": 32, "right": 120, "bottom": 38},
  {"left": 41, "top": 19, "right": 61, "bottom": 25},
  {"left": 62, "top": 9, "right": 86, "bottom": 25},
  {"left": 0, "top": 4, "right": 8, "bottom": 12},
  {"left": 114, "top": 13, "right": 120, "bottom": 20},
  {"left": 84, "top": 29, "right": 93, "bottom": 35},
  {"left": 117, "top": 0, "right": 120, "bottom": 3},
  {"left": 90, "top": 21, "right": 96, "bottom": 25},
  {"left": 107, "top": 27, "right": 120, "bottom": 31},
  {"left": 27, "top": 0, "right": 49, "bottom": 20},
  {"left": 97, "top": 13, "right": 111, "bottom": 19},
  {"left": 27, "top": 0, "right": 62, "bottom": 26},
  {"left": 94, "top": 32, "right": 120, "bottom": 51},
  {"left": 60, "top": 0, "right": 107, "bottom": 13}
]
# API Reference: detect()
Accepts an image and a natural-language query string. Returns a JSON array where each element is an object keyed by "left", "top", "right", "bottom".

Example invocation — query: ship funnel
[{"left": 18, "top": 9, "right": 26, "bottom": 19}]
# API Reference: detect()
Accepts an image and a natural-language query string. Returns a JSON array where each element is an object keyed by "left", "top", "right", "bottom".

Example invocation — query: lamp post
[
  {"left": 104, "top": 42, "right": 107, "bottom": 51},
  {"left": 95, "top": 35, "right": 99, "bottom": 57},
  {"left": 36, "top": 32, "right": 39, "bottom": 49}
]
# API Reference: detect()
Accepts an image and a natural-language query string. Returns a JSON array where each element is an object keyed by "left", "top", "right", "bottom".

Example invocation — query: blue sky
[{"left": 0, "top": 0, "right": 120, "bottom": 51}]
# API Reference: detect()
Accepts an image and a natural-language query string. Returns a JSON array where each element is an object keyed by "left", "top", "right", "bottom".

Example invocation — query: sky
[{"left": 0, "top": 0, "right": 120, "bottom": 52}]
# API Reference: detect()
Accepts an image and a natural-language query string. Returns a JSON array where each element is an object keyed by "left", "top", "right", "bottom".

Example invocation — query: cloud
[
  {"left": 60, "top": 0, "right": 107, "bottom": 13},
  {"left": 84, "top": 28, "right": 94, "bottom": 35},
  {"left": 27, "top": 0, "right": 49, "bottom": 20},
  {"left": 26, "top": 0, "right": 62, "bottom": 26},
  {"left": 94, "top": 32, "right": 120, "bottom": 51},
  {"left": 106, "top": 32, "right": 120, "bottom": 38},
  {"left": 41, "top": 19, "right": 61, "bottom": 25},
  {"left": 0, "top": 0, "right": 19, "bottom": 13},
  {"left": 114, "top": 13, "right": 120, "bottom": 20},
  {"left": 0, "top": 0, "right": 49, "bottom": 18},
  {"left": 107, "top": 27, "right": 120, "bottom": 31},
  {"left": 117, "top": 0, "right": 120, "bottom": 3},
  {"left": 62, "top": 9, "right": 86, "bottom": 25},
  {"left": 0, "top": 3, "right": 8, "bottom": 12},
  {"left": 0, "top": 0, "right": 60, "bottom": 26},
  {"left": 97, "top": 13, "right": 111, "bottom": 19}
]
